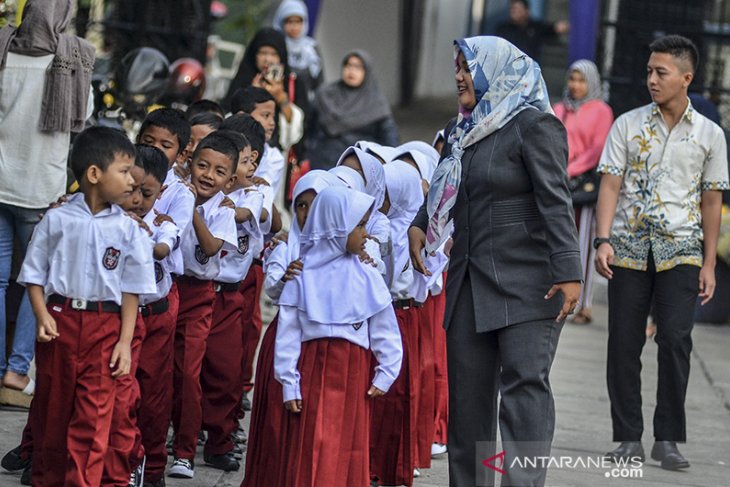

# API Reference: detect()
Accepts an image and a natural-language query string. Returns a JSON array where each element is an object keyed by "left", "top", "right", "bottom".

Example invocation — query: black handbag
[{"left": 568, "top": 170, "right": 600, "bottom": 206}]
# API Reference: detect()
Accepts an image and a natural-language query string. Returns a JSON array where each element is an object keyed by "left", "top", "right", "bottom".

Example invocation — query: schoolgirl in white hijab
[
  {"left": 274, "top": 186, "right": 402, "bottom": 486},
  {"left": 246, "top": 169, "right": 342, "bottom": 486},
  {"left": 355, "top": 140, "right": 399, "bottom": 165}
]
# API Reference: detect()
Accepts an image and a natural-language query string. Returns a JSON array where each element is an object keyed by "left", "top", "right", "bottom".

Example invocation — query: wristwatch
[{"left": 592, "top": 237, "right": 611, "bottom": 249}]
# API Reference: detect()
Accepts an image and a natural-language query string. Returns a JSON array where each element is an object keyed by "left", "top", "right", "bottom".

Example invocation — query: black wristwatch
[{"left": 593, "top": 237, "right": 611, "bottom": 249}]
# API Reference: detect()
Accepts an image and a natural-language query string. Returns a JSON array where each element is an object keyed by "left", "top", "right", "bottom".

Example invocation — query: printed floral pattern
[{"left": 598, "top": 102, "right": 729, "bottom": 271}]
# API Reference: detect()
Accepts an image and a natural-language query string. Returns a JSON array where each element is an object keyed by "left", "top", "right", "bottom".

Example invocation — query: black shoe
[
  {"left": 1, "top": 445, "right": 30, "bottom": 472},
  {"left": 241, "top": 392, "right": 252, "bottom": 411},
  {"left": 232, "top": 425, "right": 247, "bottom": 444},
  {"left": 203, "top": 451, "right": 240, "bottom": 472},
  {"left": 143, "top": 479, "right": 166, "bottom": 487},
  {"left": 232, "top": 444, "right": 245, "bottom": 460},
  {"left": 605, "top": 441, "right": 645, "bottom": 463},
  {"left": 651, "top": 441, "right": 690, "bottom": 470},
  {"left": 20, "top": 463, "right": 32, "bottom": 486}
]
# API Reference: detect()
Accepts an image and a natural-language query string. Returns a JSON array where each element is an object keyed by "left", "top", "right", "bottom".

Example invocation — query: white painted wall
[
  {"left": 314, "top": 0, "right": 401, "bottom": 104},
  {"left": 415, "top": 0, "right": 471, "bottom": 98}
]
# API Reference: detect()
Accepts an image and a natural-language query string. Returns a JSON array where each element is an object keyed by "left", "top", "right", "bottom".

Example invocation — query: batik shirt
[{"left": 598, "top": 101, "right": 729, "bottom": 271}]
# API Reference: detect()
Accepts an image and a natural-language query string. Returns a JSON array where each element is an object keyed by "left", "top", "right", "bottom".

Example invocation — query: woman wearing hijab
[
  {"left": 553, "top": 60, "right": 614, "bottom": 325},
  {"left": 0, "top": 0, "right": 94, "bottom": 396},
  {"left": 307, "top": 50, "right": 399, "bottom": 171},
  {"left": 409, "top": 37, "right": 582, "bottom": 487},
  {"left": 223, "top": 27, "right": 310, "bottom": 147},
  {"left": 272, "top": 0, "right": 324, "bottom": 101}
]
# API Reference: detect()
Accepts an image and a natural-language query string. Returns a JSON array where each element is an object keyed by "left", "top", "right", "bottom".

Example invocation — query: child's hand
[
  {"left": 36, "top": 311, "right": 59, "bottom": 342},
  {"left": 153, "top": 210, "right": 175, "bottom": 226},
  {"left": 283, "top": 259, "right": 303, "bottom": 281},
  {"left": 367, "top": 385, "right": 384, "bottom": 398},
  {"left": 174, "top": 163, "right": 191, "bottom": 181},
  {"left": 251, "top": 176, "right": 270, "bottom": 187},
  {"left": 48, "top": 194, "right": 71, "bottom": 209},
  {"left": 220, "top": 196, "right": 235, "bottom": 209},
  {"left": 270, "top": 231, "right": 289, "bottom": 247},
  {"left": 110, "top": 342, "right": 132, "bottom": 378},
  {"left": 284, "top": 399, "right": 302, "bottom": 413},
  {"left": 358, "top": 251, "right": 377, "bottom": 267},
  {"left": 125, "top": 211, "right": 153, "bottom": 236}
]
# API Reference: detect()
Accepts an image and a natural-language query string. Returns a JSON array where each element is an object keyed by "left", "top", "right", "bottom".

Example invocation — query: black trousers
[
  {"left": 607, "top": 259, "right": 699, "bottom": 442},
  {"left": 447, "top": 274, "right": 563, "bottom": 487}
]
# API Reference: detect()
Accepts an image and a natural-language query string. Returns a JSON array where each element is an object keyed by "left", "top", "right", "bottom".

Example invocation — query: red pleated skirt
[
  {"left": 415, "top": 298, "right": 437, "bottom": 469},
  {"left": 431, "top": 288, "right": 449, "bottom": 445},
  {"left": 370, "top": 306, "right": 419, "bottom": 486},
  {"left": 242, "top": 315, "right": 286, "bottom": 487},
  {"left": 280, "top": 338, "right": 371, "bottom": 487}
]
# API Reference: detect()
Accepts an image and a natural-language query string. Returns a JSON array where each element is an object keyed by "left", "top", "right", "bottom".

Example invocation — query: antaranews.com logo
[{"left": 476, "top": 441, "right": 643, "bottom": 486}]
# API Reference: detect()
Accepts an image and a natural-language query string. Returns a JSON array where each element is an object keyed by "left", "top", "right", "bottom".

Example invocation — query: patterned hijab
[
  {"left": 425, "top": 36, "right": 551, "bottom": 252},
  {"left": 562, "top": 59, "right": 603, "bottom": 111}
]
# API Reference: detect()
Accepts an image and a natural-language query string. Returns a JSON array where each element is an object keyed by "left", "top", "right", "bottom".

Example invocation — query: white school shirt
[
  {"left": 256, "top": 144, "right": 286, "bottom": 195},
  {"left": 250, "top": 183, "right": 275, "bottom": 259},
  {"left": 217, "top": 187, "right": 265, "bottom": 283},
  {"left": 180, "top": 191, "right": 238, "bottom": 280},
  {"left": 18, "top": 193, "right": 156, "bottom": 304},
  {"left": 274, "top": 304, "right": 403, "bottom": 402},
  {"left": 263, "top": 240, "right": 289, "bottom": 302},
  {"left": 153, "top": 169, "right": 195, "bottom": 276},
  {"left": 139, "top": 210, "right": 179, "bottom": 305}
]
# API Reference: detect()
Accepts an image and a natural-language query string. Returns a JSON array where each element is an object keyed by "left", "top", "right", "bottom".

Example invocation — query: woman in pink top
[{"left": 554, "top": 60, "right": 613, "bottom": 324}]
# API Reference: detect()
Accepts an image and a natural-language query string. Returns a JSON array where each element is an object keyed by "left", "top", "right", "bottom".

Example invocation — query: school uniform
[
  {"left": 18, "top": 193, "right": 155, "bottom": 487},
  {"left": 244, "top": 170, "right": 340, "bottom": 487},
  {"left": 429, "top": 272, "right": 449, "bottom": 447},
  {"left": 411, "top": 245, "right": 450, "bottom": 468},
  {"left": 201, "top": 187, "right": 263, "bottom": 458},
  {"left": 275, "top": 186, "right": 402, "bottom": 487},
  {"left": 172, "top": 191, "right": 237, "bottom": 462},
  {"left": 257, "top": 144, "right": 286, "bottom": 195},
  {"left": 153, "top": 168, "right": 195, "bottom": 278},
  {"left": 239, "top": 183, "right": 274, "bottom": 399},
  {"left": 134, "top": 213, "right": 180, "bottom": 483},
  {"left": 370, "top": 160, "right": 424, "bottom": 486}
]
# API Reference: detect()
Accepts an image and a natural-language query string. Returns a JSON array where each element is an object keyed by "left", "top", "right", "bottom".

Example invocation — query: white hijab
[
  {"left": 394, "top": 141, "right": 440, "bottom": 182},
  {"left": 287, "top": 170, "right": 342, "bottom": 264},
  {"left": 279, "top": 186, "right": 391, "bottom": 324},
  {"left": 384, "top": 160, "right": 424, "bottom": 286},
  {"left": 329, "top": 165, "right": 365, "bottom": 192}
]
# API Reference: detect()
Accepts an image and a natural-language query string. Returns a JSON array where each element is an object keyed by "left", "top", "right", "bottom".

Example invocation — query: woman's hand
[
  {"left": 284, "top": 399, "right": 302, "bottom": 413},
  {"left": 408, "top": 226, "right": 432, "bottom": 276},
  {"left": 545, "top": 281, "right": 581, "bottom": 322},
  {"left": 594, "top": 242, "right": 614, "bottom": 279}
]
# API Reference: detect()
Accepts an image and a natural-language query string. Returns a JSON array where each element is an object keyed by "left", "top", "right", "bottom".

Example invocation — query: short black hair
[
  {"left": 218, "top": 129, "right": 251, "bottom": 153},
  {"left": 510, "top": 0, "right": 529, "bottom": 8},
  {"left": 229, "top": 87, "right": 276, "bottom": 114},
  {"left": 138, "top": 108, "right": 191, "bottom": 154},
  {"left": 649, "top": 35, "right": 699, "bottom": 73},
  {"left": 190, "top": 112, "right": 222, "bottom": 131},
  {"left": 220, "top": 114, "right": 265, "bottom": 164},
  {"left": 70, "top": 127, "right": 136, "bottom": 183},
  {"left": 192, "top": 132, "right": 239, "bottom": 175},
  {"left": 186, "top": 99, "right": 225, "bottom": 120},
  {"left": 135, "top": 144, "right": 169, "bottom": 185}
]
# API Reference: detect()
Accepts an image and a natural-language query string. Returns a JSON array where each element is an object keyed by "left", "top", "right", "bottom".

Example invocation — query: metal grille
[{"left": 598, "top": 0, "right": 730, "bottom": 128}]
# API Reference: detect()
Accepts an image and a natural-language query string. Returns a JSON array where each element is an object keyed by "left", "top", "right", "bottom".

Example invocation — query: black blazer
[{"left": 412, "top": 109, "right": 582, "bottom": 332}]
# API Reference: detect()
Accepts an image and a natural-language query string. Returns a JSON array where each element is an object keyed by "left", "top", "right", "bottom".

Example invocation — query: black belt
[
  {"left": 253, "top": 258, "right": 264, "bottom": 267},
  {"left": 393, "top": 299, "right": 423, "bottom": 310},
  {"left": 139, "top": 297, "right": 170, "bottom": 317},
  {"left": 175, "top": 275, "right": 209, "bottom": 286},
  {"left": 48, "top": 294, "right": 121, "bottom": 313},
  {"left": 214, "top": 281, "right": 241, "bottom": 293}
]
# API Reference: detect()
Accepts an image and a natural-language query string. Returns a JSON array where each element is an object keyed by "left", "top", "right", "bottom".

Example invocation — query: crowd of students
[{"left": 1, "top": 72, "right": 452, "bottom": 487}]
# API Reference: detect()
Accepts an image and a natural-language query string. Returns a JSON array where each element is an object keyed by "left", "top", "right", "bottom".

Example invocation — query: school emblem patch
[
  {"left": 195, "top": 245, "right": 209, "bottom": 264},
  {"left": 352, "top": 322, "right": 363, "bottom": 331},
  {"left": 154, "top": 262, "right": 164, "bottom": 283},
  {"left": 102, "top": 247, "right": 120, "bottom": 270},
  {"left": 237, "top": 235, "right": 249, "bottom": 255}
]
